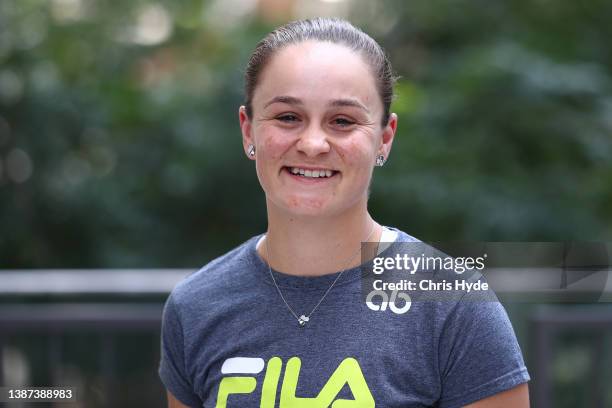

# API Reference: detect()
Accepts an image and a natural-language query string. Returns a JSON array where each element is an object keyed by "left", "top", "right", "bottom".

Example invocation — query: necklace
[{"left": 263, "top": 221, "right": 377, "bottom": 327}]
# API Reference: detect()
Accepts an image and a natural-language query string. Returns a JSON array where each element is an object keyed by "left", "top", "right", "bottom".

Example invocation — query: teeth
[{"left": 289, "top": 167, "right": 335, "bottom": 178}]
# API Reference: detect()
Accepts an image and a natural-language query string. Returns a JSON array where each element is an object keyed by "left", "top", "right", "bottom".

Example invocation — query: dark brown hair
[{"left": 244, "top": 18, "right": 397, "bottom": 127}]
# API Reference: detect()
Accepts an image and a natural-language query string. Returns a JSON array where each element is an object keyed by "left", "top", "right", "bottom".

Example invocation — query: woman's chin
[
  {"left": 276, "top": 195, "right": 337, "bottom": 217},
  {"left": 267, "top": 191, "right": 366, "bottom": 218}
]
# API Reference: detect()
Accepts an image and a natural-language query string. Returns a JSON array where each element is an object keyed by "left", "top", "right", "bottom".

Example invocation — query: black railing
[
  {"left": 0, "top": 269, "right": 193, "bottom": 408},
  {"left": 1, "top": 269, "right": 612, "bottom": 407},
  {"left": 529, "top": 306, "right": 612, "bottom": 408}
]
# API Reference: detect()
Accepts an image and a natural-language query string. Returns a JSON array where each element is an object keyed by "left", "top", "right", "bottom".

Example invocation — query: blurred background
[{"left": 1, "top": 0, "right": 611, "bottom": 406}]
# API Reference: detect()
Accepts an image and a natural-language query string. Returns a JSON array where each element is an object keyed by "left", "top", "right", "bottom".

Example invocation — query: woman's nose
[{"left": 296, "top": 125, "right": 331, "bottom": 156}]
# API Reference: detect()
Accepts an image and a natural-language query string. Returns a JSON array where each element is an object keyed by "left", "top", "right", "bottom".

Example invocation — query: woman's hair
[{"left": 244, "top": 17, "right": 397, "bottom": 127}]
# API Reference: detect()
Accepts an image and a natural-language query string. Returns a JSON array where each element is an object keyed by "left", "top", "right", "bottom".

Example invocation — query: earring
[
  {"left": 247, "top": 144, "right": 255, "bottom": 157},
  {"left": 376, "top": 154, "right": 385, "bottom": 167}
]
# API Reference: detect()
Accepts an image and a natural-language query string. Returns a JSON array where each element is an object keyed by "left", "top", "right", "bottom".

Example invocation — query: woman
[{"left": 159, "top": 18, "right": 530, "bottom": 407}]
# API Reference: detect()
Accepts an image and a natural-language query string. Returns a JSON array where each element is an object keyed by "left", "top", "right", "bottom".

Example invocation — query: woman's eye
[
  {"left": 276, "top": 114, "right": 299, "bottom": 123},
  {"left": 332, "top": 117, "right": 355, "bottom": 127}
]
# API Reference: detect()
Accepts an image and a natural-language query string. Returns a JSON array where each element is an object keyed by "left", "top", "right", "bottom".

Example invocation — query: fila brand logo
[{"left": 216, "top": 356, "right": 374, "bottom": 408}]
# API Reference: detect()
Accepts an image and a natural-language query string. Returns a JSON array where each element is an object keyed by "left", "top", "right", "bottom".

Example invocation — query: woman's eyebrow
[
  {"left": 328, "top": 98, "right": 370, "bottom": 113},
  {"left": 264, "top": 96, "right": 370, "bottom": 113},
  {"left": 264, "top": 95, "right": 302, "bottom": 108}
]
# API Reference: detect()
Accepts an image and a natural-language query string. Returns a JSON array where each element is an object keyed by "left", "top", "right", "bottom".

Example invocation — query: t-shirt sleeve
[
  {"left": 158, "top": 291, "right": 202, "bottom": 407},
  {"left": 437, "top": 291, "right": 530, "bottom": 407}
]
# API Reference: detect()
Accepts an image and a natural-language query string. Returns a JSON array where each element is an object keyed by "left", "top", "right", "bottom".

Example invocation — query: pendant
[{"left": 298, "top": 315, "right": 309, "bottom": 327}]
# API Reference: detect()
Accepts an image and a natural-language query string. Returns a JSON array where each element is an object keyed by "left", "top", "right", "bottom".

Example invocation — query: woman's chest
[{"left": 186, "top": 303, "right": 441, "bottom": 407}]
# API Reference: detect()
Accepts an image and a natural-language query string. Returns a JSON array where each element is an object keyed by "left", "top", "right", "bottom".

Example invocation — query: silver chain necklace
[{"left": 263, "top": 221, "right": 376, "bottom": 327}]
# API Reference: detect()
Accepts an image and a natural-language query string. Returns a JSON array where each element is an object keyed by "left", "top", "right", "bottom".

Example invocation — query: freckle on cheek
[{"left": 288, "top": 197, "right": 299, "bottom": 208}]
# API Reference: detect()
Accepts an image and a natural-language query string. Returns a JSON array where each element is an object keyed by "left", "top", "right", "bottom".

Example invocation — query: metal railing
[
  {"left": 0, "top": 269, "right": 193, "bottom": 408},
  {"left": 2, "top": 269, "right": 612, "bottom": 407},
  {"left": 529, "top": 306, "right": 612, "bottom": 408}
]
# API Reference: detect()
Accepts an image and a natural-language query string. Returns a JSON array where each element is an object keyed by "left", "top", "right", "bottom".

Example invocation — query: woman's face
[{"left": 240, "top": 40, "right": 397, "bottom": 218}]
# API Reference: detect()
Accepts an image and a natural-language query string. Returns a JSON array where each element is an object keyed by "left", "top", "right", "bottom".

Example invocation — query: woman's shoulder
[{"left": 169, "top": 234, "right": 264, "bottom": 302}]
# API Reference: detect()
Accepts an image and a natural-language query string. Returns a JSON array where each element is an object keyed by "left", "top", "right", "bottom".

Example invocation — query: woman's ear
[
  {"left": 379, "top": 112, "right": 398, "bottom": 160},
  {"left": 239, "top": 106, "right": 255, "bottom": 160}
]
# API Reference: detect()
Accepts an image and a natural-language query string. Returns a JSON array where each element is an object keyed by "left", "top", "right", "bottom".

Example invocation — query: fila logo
[{"left": 216, "top": 356, "right": 374, "bottom": 408}]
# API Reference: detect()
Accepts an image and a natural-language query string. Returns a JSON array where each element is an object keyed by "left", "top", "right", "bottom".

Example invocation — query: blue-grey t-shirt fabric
[{"left": 159, "top": 228, "right": 529, "bottom": 407}]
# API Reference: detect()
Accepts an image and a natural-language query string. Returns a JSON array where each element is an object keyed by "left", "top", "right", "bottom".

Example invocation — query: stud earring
[
  {"left": 376, "top": 154, "right": 385, "bottom": 167},
  {"left": 247, "top": 144, "right": 255, "bottom": 157}
]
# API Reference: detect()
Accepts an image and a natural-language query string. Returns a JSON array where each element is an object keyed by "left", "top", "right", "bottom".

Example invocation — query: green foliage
[
  {"left": 369, "top": 0, "right": 612, "bottom": 241},
  {"left": 1, "top": 0, "right": 611, "bottom": 268}
]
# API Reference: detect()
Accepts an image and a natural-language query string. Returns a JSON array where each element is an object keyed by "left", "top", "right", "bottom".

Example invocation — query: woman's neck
[{"left": 260, "top": 204, "right": 382, "bottom": 277}]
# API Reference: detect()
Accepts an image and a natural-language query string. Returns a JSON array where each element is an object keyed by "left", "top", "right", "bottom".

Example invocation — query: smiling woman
[
  {"left": 241, "top": 39, "right": 394, "bottom": 219},
  {"left": 158, "top": 18, "right": 530, "bottom": 408}
]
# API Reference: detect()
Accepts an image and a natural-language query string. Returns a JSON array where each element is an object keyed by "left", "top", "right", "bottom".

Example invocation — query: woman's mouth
[{"left": 283, "top": 166, "right": 339, "bottom": 179}]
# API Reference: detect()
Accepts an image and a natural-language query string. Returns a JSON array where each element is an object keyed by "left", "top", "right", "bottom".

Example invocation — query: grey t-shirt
[{"left": 159, "top": 228, "right": 529, "bottom": 407}]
